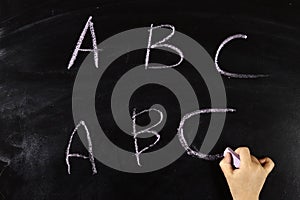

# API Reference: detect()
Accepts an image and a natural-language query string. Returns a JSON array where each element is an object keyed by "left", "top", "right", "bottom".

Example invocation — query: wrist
[{"left": 232, "top": 194, "right": 259, "bottom": 200}]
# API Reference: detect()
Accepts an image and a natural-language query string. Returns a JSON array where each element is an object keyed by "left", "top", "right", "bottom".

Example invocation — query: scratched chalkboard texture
[{"left": 0, "top": 0, "right": 299, "bottom": 200}]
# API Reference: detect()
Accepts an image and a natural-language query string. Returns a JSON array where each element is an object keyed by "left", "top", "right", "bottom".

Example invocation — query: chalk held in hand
[{"left": 224, "top": 147, "right": 240, "bottom": 168}]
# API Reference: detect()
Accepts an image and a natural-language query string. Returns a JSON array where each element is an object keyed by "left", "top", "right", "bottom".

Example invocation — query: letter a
[
  {"left": 68, "top": 16, "right": 100, "bottom": 69},
  {"left": 65, "top": 120, "right": 97, "bottom": 174}
]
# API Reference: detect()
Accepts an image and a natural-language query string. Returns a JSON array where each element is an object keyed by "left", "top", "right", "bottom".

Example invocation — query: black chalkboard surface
[{"left": 0, "top": 0, "right": 300, "bottom": 199}]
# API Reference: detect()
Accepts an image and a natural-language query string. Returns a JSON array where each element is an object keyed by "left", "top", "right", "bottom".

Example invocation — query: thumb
[
  {"left": 261, "top": 157, "right": 275, "bottom": 174},
  {"left": 219, "top": 153, "right": 233, "bottom": 177},
  {"left": 259, "top": 158, "right": 266, "bottom": 164}
]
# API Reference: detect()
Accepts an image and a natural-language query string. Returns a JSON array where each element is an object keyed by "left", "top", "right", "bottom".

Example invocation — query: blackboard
[{"left": 0, "top": 0, "right": 299, "bottom": 199}]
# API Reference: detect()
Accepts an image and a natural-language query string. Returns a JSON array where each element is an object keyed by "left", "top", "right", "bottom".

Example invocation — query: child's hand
[{"left": 219, "top": 147, "right": 275, "bottom": 200}]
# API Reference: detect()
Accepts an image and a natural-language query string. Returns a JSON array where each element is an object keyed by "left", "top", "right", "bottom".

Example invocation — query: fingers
[
  {"left": 251, "top": 155, "right": 260, "bottom": 165},
  {"left": 219, "top": 152, "right": 233, "bottom": 177},
  {"left": 260, "top": 157, "right": 275, "bottom": 174},
  {"left": 259, "top": 158, "right": 266, "bottom": 164},
  {"left": 222, "top": 147, "right": 275, "bottom": 178},
  {"left": 235, "top": 147, "right": 251, "bottom": 166}
]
